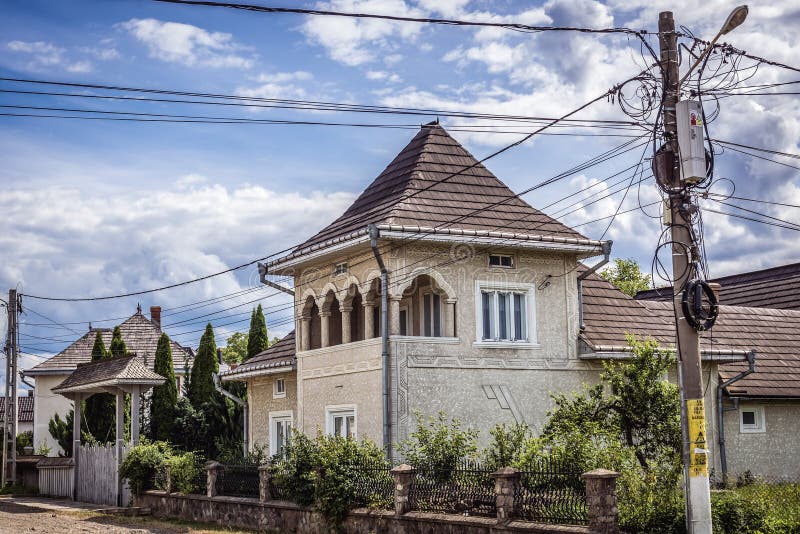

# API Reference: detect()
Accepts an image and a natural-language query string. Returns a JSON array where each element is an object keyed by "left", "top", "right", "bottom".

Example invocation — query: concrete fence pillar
[
  {"left": 491, "top": 467, "right": 520, "bottom": 522},
  {"left": 259, "top": 464, "right": 272, "bottom": 503},
  {"left": 582, "top": 469, "right": 620, "bottom": 534},
  {"left": 206, "top": 461, "right": 222, "bottom": 498},
  {"left": 164, "top": 465, "right": 172, "bottom": 494},
  {"left": 390, "top": 464, "right": 416, "bottom": 516}
]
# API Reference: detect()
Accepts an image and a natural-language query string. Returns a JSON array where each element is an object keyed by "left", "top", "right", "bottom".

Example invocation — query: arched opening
[
  {"left": 329, "top": 297, "right": 343, "bottom": 346},
  {"left": 365, "top": 278, "right": 383, "bottom": 338},
  {"left": 401, "top": 274, "right": 449, "bottom": 337},
  {"left": 308, "top": 300, "right": 322, "bottom": 350}
]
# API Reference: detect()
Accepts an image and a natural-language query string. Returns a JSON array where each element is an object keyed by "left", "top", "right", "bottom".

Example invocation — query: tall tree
[
  {"left": 109, "top": 325, "right": 127, "bottom": 357},
  {"left": 600, "top": 258, "right": 652, "bottom": 297},
  {"left": 246, "top": 304, "right": 269, "bottom": 360},
  {"left": 188, "top": 323, "right": 219, "bottom": 410},
  {"left": 149, "top": 333, "right": 178, "bottom": 441},
  {"left": 221, "top": 331, "right": 248, "bottom": 365},
  {"left": 84, "top": 331, "right": 116, "bottom": 443}
]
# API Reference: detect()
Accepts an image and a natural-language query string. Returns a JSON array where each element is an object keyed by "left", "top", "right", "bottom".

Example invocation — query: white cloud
[
  {"left": 119, "top": 18, "right": 255, "bottom": 69},
  {"left": 236, "top": 71, "right": 318, "bottom": 100},
  {"left": 7, "top": 40, "right": 96, "bottom": 73},
  {"left": 66, "top": 60, "right": 93, "bottom": 73},
  {"left": 301, "top": 0, "right": 426, "bottom": 66},
  {"left": 366, "top": 70, "right": 401, "bottom": 83}
]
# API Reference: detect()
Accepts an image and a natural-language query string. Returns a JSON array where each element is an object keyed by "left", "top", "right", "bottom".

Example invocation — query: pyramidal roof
[{"left": 297, "top": 123, "right": 588, "bottom": 250}]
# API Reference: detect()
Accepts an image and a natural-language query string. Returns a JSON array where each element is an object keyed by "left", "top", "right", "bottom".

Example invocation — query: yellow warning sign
[{"left": 687, "top": 398, "right": 708, "bottom": 477}]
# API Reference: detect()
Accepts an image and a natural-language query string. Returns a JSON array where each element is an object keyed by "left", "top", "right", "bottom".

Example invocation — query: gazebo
[{"left": 52, "top": 355, "right": 165, "bottom": 505}]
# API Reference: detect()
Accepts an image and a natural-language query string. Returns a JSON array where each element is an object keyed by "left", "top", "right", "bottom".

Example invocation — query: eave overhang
[{"left": 219, "top": 361, "right": 295, "bottom": 382}]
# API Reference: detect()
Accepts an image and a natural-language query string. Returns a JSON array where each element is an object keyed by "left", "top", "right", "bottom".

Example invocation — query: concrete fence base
[{"left": 136, "top": 491, "right": 594, "bottom": 534}]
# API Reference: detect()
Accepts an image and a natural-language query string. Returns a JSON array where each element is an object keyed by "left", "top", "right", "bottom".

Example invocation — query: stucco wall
[
  {"left": 32, "top": 374, "right": 72, "bottom": 456},
  {"left": 722, "top": 401, "right": 800, "bottom": 481},
  {"left": 247, "top": 371, "right": 297, "bottom": 453}
]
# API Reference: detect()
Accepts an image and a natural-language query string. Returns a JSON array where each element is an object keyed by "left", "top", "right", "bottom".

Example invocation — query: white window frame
[
  {"left": 739, "top": 405, "right": 766, "bottom": 434},
  {"left": 333, "top": 262, "right": 348, "bottom": 276},
  {"left": 419, "top": 290, "right": 442, "bottom": 337},
  {"left": 325, "top": 404, "right": 357, "bottom": 439},
  {"left": 488, "top": 254, "right": 514, "bottom": 269},
  {"left": 273, "top": 377, "right": 286, "bottom": 399},
  {"left": 474, "top": 281, "right": 538, "bottom": 348},
  {"left": 269, "top": 410, "right": 293, "bottom": 456}
]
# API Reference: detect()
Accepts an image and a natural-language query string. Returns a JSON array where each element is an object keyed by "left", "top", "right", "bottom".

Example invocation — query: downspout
[
  {"left": 369, "top": 224, "right": 391, "bottom": 460},
  {"left": 577, "top": 241, "right": 613, "bottom": 331},
  {"left": 258, "top": 262, "right": 295, "bottom": 296},
  {"left": 19, "top": 372, "right": 35, "bottom": 390},
  {"left": 718, "top": 349, "right": 756, "bottom": 478},
  {"left": 213, "top": 371, "right": 249, "bottom": 459}
]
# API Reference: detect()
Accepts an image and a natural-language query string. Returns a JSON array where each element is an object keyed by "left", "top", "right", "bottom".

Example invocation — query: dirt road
[{"left": 0, "top": 497, "right": 254, "bottom": 534}]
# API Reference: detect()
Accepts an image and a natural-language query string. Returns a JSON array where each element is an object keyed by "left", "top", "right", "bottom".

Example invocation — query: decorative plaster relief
[
  {"left": 301, "top": 358, "right": 381, "bottom": 379},
  {"left": 483, "top": 384, "right": 525, "bottom": 424}
]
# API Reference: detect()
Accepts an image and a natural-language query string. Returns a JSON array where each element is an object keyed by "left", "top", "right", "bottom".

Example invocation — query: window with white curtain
[{"left": 475, "top": 282, "right": 536, "bottom": 346}]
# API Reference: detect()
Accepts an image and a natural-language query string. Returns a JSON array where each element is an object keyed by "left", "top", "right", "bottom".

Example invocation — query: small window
[
  {"left": 739, "top": 405, "right": 766, "bottom": 433},
  {"left": 333, "top": 262, "right": 348, "bottom": 276},
  {"left": 273, "top": 378, "right": 286, "bottom": 399},
  {"left": 489, "top": 254, "right": 514, "bottom": 268},
  {"left": 269, "top": 411, "right": 292, "bottom": 456},
  {"left": 326, "top": 406, "right": 356, "bottom": 439}
]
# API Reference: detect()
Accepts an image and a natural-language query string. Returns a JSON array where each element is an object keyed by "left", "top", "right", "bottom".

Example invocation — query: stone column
[
  {"left": 319, "top": 311, "right": 331, "bottom": 348},
  {"left": 364, "top": 300, "right": 375, "bottom": 339},
  {"left": 582, "top": 469, "right": 620, "bottom": 534},
  {"left": 164, "top": 465, "right": 173, "bottom": 494},
  {"left": 389, "top": 296, "right": 402, "bottom": 336},
  {"left": 491, "top": 467, "right": 520, "bottom": 522},
  {"left": 390, "top": 464, "right": 416, "bottom": 516},
  {"left": 206, "top": 461, "right": 222, "bottom": 498},
  {"left": 341, "top": 305, "right": 353, "bottom": 344},
  {"left": 259, "top": 464, "right": 272, "bottom": 503},
  {"left": 444, "top": 298, "right": 457, "bottom": 337},
  {"left": 300, "top": 314, "right": 311, "bottom": 351}
]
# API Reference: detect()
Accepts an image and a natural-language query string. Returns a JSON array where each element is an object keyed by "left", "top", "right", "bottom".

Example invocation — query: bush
[
  {"left": 398, "top": 411, "right": 478, "bottom": 480},
  {"left": 482, "top": 423, "right": 530, "bottom": 470},
  {"left": 165, "top": 451, "right": 201, "bottom": 494},
  {"left": 120, "top": 440, "right": 171, "bottom": 494},
  {"left": 16, "top": 430, "right": 33, "bottom": 455},
  {"left": 270, "top": 430, "right": 319, "bottom": 506},
  {"left": 712, "top": 490, "right": 766, "bottom": 534}
]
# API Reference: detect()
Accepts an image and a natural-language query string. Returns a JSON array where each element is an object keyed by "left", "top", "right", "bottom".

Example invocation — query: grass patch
[{"left": 72, "top": 510, "right": 275, "bottom": 533}]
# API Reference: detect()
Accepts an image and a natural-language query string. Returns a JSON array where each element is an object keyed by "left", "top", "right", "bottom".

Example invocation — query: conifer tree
[
  {"left": 149, "top": 333, "right": 178, "bottom": 441},
  {"left": 246, "top": 304, "right": 269, "bottom": 360},
  {"left": 84, "top": 331, "right": 116, "bottom": 443},
  {"left": 188, "top": 323, "right": 219, "bottom": 410},
  {"left": 109, "top": 325, "right": 127, "bottom": 357}
]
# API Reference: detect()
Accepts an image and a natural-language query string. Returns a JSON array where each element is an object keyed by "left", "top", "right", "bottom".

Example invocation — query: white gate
[{"left": 75, "top": 443, "right": 131, "bottom": 506}]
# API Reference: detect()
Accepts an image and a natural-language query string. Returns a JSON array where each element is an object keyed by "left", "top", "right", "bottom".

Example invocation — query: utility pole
[
  {"left": 2, "top": 289, "right": 19, "bottom": 487},
  {"left": 658, "top": 12, "right": 713, "bottom": 534}
]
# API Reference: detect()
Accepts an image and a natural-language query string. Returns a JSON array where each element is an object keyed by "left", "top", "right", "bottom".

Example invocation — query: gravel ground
[{"left": 0, "top": 497, "right": 255, "bottom": 534}]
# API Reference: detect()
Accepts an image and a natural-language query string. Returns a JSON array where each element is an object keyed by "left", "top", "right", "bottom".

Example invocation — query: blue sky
[{"left": 2, "top": 0, "right": 799, "bottom": 387}]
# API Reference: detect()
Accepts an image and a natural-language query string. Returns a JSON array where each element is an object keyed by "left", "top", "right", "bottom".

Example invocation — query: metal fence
[
  {"left": 512, "top": 459, "right": 588, "bottom": 525},
  {"left": 409, "top": 461, "right": 496, "bottom": 517},
  {"left": 350, "top": 461, "right": 394, "bottom": 510},
  {"left": 219, "top": 463, "right": 260, "bottom": 498}
]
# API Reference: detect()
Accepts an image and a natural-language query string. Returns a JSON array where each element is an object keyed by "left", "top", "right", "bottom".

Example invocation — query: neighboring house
[
  {"left": 221, "top": 332, "right": 296, "bottom": 456},
  {"left": 22, "top": 305, "right": 193, "bottom": 455},
  {"left": 221, "top": 123, "right": 799, "bottom": 481},
  {"left": 635, "top": 261, "right": 800, "bottom": 310},
  {"left": 0, "top": 392, "right": 35, "bottom": 436}
]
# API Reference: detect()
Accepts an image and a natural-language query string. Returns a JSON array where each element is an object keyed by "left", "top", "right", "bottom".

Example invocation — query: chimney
[
  {"left": 27, "top": 389, "right": 34, "bottom": 397},
  {"left": 150, "top": 306, "right": 162, "bottom": 330}
]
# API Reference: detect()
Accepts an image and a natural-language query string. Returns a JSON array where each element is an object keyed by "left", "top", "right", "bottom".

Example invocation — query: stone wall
[{"left": 136, "top": 492, "right": 593, "bottom": 534}]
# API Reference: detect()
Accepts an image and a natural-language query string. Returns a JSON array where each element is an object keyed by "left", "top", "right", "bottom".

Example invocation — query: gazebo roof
[{"left": 52, "top": 355, "right": 165, "bottom": 398}]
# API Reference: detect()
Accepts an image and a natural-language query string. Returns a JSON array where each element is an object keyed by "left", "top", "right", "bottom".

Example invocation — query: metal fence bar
[{"left": 408, "top": 460, "right": 497, "bottom": 517}]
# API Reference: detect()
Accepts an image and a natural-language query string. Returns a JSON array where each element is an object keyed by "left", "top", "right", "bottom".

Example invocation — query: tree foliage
[
  {"left": 246, "top": 304, "right": 269, "bottom": 360},
  {"left": 220, "top": 331, "right": 248, "bottom": 365},
  {"left": 84, "top": 331, "right": 116, "bottom": 443},
  {"left": 600, "top": 258, "right": 652, "bottom": 297},
  {"left": 398, "top": 411, "right": 478, "bottom": 479},
  {"left": 109, "top": 325, "right": 128, "bottom": 357},
  {"left": 149, "top": 333, "right": 178, "bottom": 442},
  {"left": 187, "top": 323, "right": 219, "bottom": 410}
]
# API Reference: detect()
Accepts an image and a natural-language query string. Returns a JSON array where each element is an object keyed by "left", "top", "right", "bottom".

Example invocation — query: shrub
[
  {"left": 120, "top": 440, "right": 171, "bottom": 494},
  {"left": 482, "top": 423, "right": 530, "bottom": 470},
  {"left": 270, "top": 430, "right": 319, "bottom": 506},
  {"left": 711, "top": 490, "right": 766, "bottom": 534},
  {"left": 398, "top": 411, "right": 478, "bottom": 480},
  {"left": 16, "top": 430, "right": 33, "bottom": 455},
  {"left": 165, "top": 451, "right": 201, "bottom": 494}
]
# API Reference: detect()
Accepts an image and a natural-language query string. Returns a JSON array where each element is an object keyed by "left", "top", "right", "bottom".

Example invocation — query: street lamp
[{"left": 679, "top": 5, "right": 749, "bottom": 86}]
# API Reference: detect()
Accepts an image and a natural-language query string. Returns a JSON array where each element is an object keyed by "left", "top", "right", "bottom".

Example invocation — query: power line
[
  {"left": 713, "top": 139, "right": 800, "bottom": 161},
  {"left": 153, "top": 0, "right": 653, "bottom": 37},
  {"left": 703, "top": 207, "right": 800, "bottom": 232}
]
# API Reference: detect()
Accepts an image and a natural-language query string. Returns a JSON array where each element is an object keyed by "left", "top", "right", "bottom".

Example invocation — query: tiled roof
[
  {"left": 0, "top": 396, "right": 34, "bottom": 423},
  {"left": 52, "top": 355, "right": 165, "bottom": 394},
  {"left": 26, "top": 311, "right": 193, "bottom": 375},
  {"left": 221, "top": 331, "right": 295, "bottom": 380},
  {"left": 296, "top": 123, "right": 587, "bottom": 251},
  {"left": 581, "top": 268, "right": 800, "bottom": 398},
  {"left": 635, "top": 262, "right": 800, "bottom": 310}
]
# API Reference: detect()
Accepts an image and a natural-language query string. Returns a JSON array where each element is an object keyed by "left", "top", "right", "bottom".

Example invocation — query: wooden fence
[
  {"left": 75, "top": 443, "right": 132, "bottom": 506},
  {"left": 37, "top": 457, "right": 74, "bottom": 499}
]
